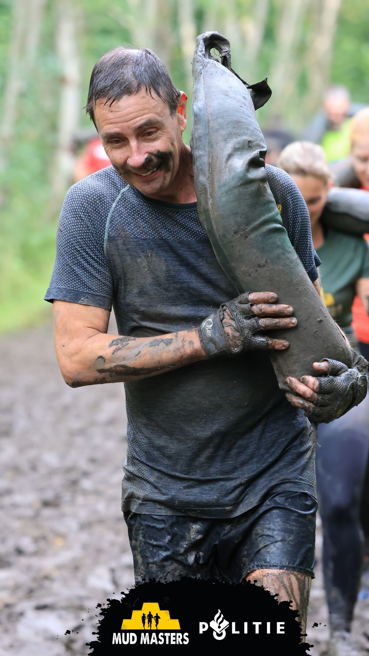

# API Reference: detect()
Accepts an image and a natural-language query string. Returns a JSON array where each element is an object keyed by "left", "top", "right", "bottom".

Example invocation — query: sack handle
[{"left": 195, "top": 31, "right": 272, "bottom": 110}]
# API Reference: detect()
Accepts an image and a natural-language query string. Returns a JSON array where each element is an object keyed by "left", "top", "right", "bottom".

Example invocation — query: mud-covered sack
[
  {"left": 321, "top": 187, "right": 369, "bottom": 235},
  {"left": 190, "top": 31, "right": 352, "bottom": 389}
]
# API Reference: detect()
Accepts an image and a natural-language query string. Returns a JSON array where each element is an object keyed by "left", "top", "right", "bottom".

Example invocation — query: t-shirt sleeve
[
  {"left": 266, "top": 164, "right": 321, "bottom": 282},
  {"left": 44, "top": 180, "right": 113, "bottom": 309}
]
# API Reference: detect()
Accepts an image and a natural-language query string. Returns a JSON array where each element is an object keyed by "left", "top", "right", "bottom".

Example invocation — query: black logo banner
[{"left": 86, "top": 578, "right": 312, "bottom": 654}]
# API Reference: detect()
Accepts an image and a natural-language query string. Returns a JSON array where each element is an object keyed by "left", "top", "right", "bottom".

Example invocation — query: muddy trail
[{"left": 0, "top": 320, "right": 368, "bottom": 655}]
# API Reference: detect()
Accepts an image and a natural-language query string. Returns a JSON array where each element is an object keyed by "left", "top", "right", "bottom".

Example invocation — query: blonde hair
[
  {"left": 351, "top": 107, "right": 369, "bottom": 146},
  {"left": 277, "top": 141, "right": 333, "bottom": 185}
]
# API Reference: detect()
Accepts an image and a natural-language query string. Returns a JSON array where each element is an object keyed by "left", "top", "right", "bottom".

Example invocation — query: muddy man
[{"left": 45, "top": 45, "right": 367, "bottom": 640}]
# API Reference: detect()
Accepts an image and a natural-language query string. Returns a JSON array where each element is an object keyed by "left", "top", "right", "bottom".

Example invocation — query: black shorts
[{"left": 124, "top": 490, "right": 317, "bottom": 584}]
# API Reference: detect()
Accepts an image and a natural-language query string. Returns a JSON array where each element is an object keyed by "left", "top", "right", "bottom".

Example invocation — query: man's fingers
[
  {"left": 258, "top": 317, "right": 298, "bottom": 330},
  {"left": 285, "top": 392, "right": 314, "bottom": 413},
  {"left": 251, "top": 303, "right": 294, "bottom": 317},
  {"left": 313, "top": 361, "right": 330, "bottom": 374},
  {"left": 248, "top": 292, "right": 278, "bottom": 304},
  {"left": 285, "top": 376, "right": 318, "bottom": 402},
  {"left": 299, "top": 375, "right": 319, "bottom": 392},
  {"left": 265, "top": 337, "right": 290, "bottom": 350}
]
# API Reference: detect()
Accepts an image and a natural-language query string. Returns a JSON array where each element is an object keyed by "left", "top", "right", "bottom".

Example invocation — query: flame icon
[{"left": 210, "top": 609, "right": 229, "bottom": 640}]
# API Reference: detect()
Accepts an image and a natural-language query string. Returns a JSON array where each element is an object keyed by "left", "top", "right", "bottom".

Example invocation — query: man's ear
[
  {"left": 177, "top": 91, "right": 188, "bottom": 130},
  {"left": 328, "top": 178, "right": 334, "bottom": 190}
]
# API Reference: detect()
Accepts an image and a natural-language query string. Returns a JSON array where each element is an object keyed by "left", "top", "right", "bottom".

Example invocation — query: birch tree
[
  {"left": 269, "top": 0, "right": 311, "bottom": 113},
  {"left": 50, "top": 0, "right": 81, "bottom": 207},
  {"left": 306, "top": 0, "right": 342, "bottom": 112},
  {"left": 0, "top": 0, "right": 47, "bottom": 169},
  {"left": 240, "top": 0, "right": 270, "bottom": 81},
  {"left": 178, "top": 0, "right": 196, "bottom": 94}
]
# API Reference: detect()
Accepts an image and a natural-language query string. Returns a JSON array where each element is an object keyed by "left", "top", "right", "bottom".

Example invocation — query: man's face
[
  {"left": 94, "top": 91, "right": 187, "bottom": 199},
  {"left": 351, "top": 137, "right": 369, "bottom": 190},
  {"left": 291, "top": 174, "right": 332, "bottom": 227},
  {"left": 324, "top": 97, "right": 350, "bottom": 130}
]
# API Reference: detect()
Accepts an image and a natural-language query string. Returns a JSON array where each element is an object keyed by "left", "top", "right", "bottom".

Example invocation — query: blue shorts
[{"left": 124, "top": 490, "right": 317, "bottom": 584}]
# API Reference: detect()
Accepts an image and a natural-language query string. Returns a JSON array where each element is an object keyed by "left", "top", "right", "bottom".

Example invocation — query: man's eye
[{"left": 145, "top": 130, "right": 157, "bottom": 137}]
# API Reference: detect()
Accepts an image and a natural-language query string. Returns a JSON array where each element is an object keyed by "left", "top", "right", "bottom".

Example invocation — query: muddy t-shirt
[{"left": 45, "top": 164, "right": 320, "bottom": 518}]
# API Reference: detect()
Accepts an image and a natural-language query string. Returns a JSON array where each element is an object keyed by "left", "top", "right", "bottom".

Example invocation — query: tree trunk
[
  {"left": 25, "top": 0, "right": 47, "bottom": 69},
  {"left": 126, "top": 0, "right": 157, "bottom": 50},
  {"left": 222, "top": 0, "right": 244, "bottom": 73},
  {"left": 178, "top": 0, "right": 196, "bottom": 95},
  {"left": 50, "top": 0, "right": 81, "bottom": 209},
  {"left": 269, "top": 0, "right": 311, "bottom": 113},
  {"left": 126, "top": 0, "right": 171, "bottom": 68},
  {"left": 152, "top": 0, "right": 172, "bottom": 69},
  {"left": 240, "top": 0, "right": 270, "bottom": 80},
  {"left": 0, "top": 0, "right": 46, "bottom": 168},
  {"left": 306, "top": 0, "right": 342, "bottom": 114}
]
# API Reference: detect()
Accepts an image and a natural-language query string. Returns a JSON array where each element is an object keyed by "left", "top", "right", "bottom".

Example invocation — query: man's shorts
[{"left": 124, "top": 490, "right": 317, "bottom": 584}]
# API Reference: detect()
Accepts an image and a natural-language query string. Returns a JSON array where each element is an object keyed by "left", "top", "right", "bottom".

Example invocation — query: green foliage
[
  {"left": 1, "top": 0, "right": 369, "bottom": 332},
  {"left": 332, "top": 0, "right": 369, "bottom": 103}
]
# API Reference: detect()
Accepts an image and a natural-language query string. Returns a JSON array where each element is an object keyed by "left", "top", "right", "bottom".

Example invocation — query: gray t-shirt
[{"left": 45, "top": 164, "right": 320, "bottom": 518}]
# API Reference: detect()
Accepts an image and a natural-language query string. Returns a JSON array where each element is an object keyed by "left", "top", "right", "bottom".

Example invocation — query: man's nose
[{"left": 126, "top": 141, "right": 148, "bottom": 169}]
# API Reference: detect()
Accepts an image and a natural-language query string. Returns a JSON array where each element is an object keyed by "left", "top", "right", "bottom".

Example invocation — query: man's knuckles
[
  {"left": 248, "top": 292, "right": 278, "bottom": 304},
  {"left": 285, "top": 377, "right": 318, "bottom": 402},
  {"left": 251, "top": 303, "right": 294, "bottom": 317},
  {"left": 258, "top": 317, "right": 297, "bottom": 329},
  {"left": 285, "top": 393, "right": 313, "bottom": 412},
  {"left": 266, "top": 338, "right": 289, "bottom": 350},
  {"left": 300, "top": 375, "right": 320, "bottom": 391}
]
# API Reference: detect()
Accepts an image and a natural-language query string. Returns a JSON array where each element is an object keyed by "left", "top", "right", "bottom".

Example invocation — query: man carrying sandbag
[{"left": 45, "top": 45, "right": 367, "bottom": 639}]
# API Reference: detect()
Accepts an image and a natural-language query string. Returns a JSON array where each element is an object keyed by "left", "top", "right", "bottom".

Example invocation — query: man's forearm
[
  {"left": 60, "top": 328, "right": 208, "bottom": 388},
  {"left": 53, "top": 292, "right": 298, "bottom": 388}
]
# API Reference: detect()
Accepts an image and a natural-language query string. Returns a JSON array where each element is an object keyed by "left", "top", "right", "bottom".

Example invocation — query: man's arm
[
  {"left": 53, "top": 293, "right": 297, "bottom": 387},
  {"left": 53, "top": 301, "right": 206, "bottom": 387}
]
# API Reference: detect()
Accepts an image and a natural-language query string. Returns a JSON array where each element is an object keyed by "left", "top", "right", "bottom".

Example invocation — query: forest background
[{"left": 0, "top": 0, "right": 368, "bottom": 333}]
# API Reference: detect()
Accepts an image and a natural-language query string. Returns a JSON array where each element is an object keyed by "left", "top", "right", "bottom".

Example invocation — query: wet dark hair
[{"left": 85, "top": 46, "right": 180, "bottom": 126}]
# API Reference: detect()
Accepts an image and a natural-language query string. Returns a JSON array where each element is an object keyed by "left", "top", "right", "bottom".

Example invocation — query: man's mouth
[{"left": 135, "top": 167, "right": 157, "bottom": 177}]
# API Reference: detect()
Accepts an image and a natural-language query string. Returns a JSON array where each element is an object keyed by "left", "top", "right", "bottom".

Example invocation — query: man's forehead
[{"left": 95, "top": 91, "right": 170, "bottom": 119}]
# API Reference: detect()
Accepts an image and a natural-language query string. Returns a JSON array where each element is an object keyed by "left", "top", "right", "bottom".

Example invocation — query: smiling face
[
  {"left": 290, "top": 174, "right": 332, "bottom": 226},
  {"left": 94, "top": 90, "right": 187, "bottom": 200}
]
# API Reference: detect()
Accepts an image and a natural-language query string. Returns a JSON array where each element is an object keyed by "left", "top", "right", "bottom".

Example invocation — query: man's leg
[
  {"left": 215, "top": 490, "right": 316, "bottom": 639},
  {"left": 246, "top": 569, "right": 311, "bottom": 636}
]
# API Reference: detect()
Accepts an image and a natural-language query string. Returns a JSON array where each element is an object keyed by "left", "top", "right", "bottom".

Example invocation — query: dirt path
[{"left": 0, "top": 321, "right": 368, "bottom": 654}]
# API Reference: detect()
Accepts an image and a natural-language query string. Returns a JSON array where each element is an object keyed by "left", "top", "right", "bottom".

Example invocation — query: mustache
[{"left": 125, "top": 150, "right": 173, "bottom": 175}]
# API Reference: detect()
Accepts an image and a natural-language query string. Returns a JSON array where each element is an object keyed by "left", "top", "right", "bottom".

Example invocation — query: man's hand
[
  {"left": 285, "top": 354, "right": 368, "bottom": 423},
  {"left": 198, "top": 291, "right": 297, "bottom": 358}
]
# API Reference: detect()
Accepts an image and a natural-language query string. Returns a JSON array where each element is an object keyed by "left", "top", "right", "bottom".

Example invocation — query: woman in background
[{"left": 278, "top": 141, "right": 369, "bottom": 656}]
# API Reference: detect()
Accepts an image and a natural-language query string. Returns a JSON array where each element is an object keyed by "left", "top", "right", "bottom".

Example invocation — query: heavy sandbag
[
  {"left": 190, "top": 31, "right": 352, "bottom": 389},
  {"left": 321, "top": 187, "right": 369, "bottom": 235}
]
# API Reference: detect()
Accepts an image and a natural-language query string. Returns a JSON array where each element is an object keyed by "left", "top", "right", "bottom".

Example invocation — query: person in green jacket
[{"left": 278, "top": 140, "right": 369, "bottom": 656}]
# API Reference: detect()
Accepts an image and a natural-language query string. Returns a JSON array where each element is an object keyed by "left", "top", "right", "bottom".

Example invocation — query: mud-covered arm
[
  {"left": 54, "top": 293, "right": 298, "bottom": 387},
  {"left": 53, "top": 301, "right": 208, "bottom": 387}
]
